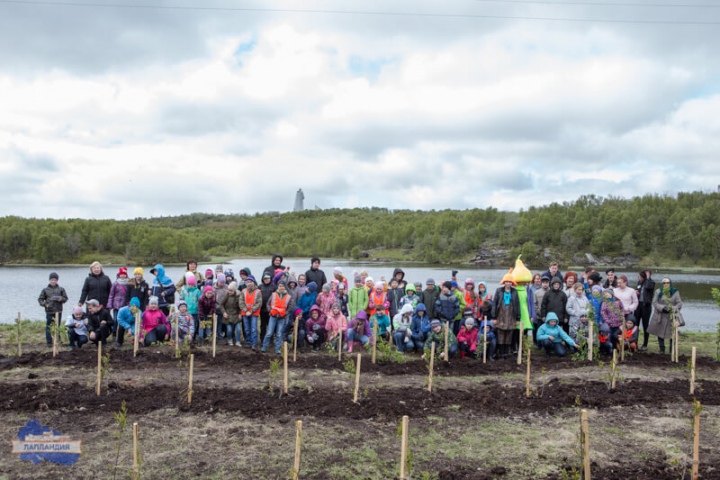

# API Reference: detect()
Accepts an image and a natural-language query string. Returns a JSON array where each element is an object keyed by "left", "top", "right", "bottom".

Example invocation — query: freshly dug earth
[{"left": 1, "top": 344, "right": 719, "bottom": 479}]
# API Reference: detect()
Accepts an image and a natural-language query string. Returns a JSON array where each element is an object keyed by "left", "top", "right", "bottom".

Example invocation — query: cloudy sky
[{"left": 1, "top": 0, "right": 719, "bottom": 219}]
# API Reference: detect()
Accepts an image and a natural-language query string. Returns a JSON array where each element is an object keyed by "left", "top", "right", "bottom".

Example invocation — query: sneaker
[
  {"left": 227, "top": 340, "right": 233, "bottom": 346},
  {"left": 112, "top": 343, "right": 122, "bottom": 350},
  {"left": 236, "top": 342, "right": 242, "bottom": 347},
  {"left": 69, "top": 344, "right": 77, "bottom": 351},
  {"left": 639, "top": 345, "right": 647, "bottom": 351},
  {"left": 261, "top": 347, "right": 266, "bottom": 353}
]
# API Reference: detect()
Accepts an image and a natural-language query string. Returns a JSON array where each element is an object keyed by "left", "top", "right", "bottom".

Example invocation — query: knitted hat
[
  {"left": 465, "top": 278, "right": 474, "bottom": 286},
  {"left": 426, "top": 278, "right": 435, "bottom": 285},
  {"left": 431, "top": 319, "right": 442, "bottom": 328},
  {"left": 205, "top": 269, "right": 213, "bottom": 278},
  {"left": 375, "top": 281, "right": 384, "bottom": 290},
  {"left": 147, "top": 296, "right": 159, "bottom": 305},
  {"left": 134, "top": 267, "right": 144, "bottom": 276},
  {"left": 465, "top": 318, "right": 475, "bottom": 327},
  {"left": 414, "top": 281, "right": 422, "bottom": 289},
  {"left": 217, "top": 274, "right": 226, "bottom": 284},
  {"left": 333, "top": 267, "right": 343, "bottom": 275},
  {"left": 187, "top": 275, "right": 197, "bottom": 286},
  {"left": 177, "top": 300, "right": 187, "bottom": 309},
  {"left": 338, "top": 283, "right": 345, "bottom": 290},
  {"left": 307, "top": 282, "right": 318, "bottom": 293},
  {"left": 463, "top": 308, "right": 474, "bottom": 317},
  {"left": 49, "top": 272, "right": 59, "bottom": 280},
  {"left": 246, "top": 275, "right": 257, "bottom": 284},
  {"left": 203, "top": 285, "right": 214, "bottom": 294},
  {"left": 228, "top": 281, "right": 238, "bottom": 291},
  {"left": 354, "top": 274, "right": 362, "bottom": 283},
  {"left": 215, "top": 264, "right": 224, "bottom": 272},
  {"left": 118, "top": 267, "right": 128, "bottom": 277},
  {"left": 86, "top": 299, "right": 100, "bottom": 307},
  {"left": 129, "top": 297, "right": 141, "bottom": 309},
  {"left": 72, "top": 306, "right": 83, "bottom": 315},
  {"left": 450, "top": 281, "right": 458, "bottom": 288}
]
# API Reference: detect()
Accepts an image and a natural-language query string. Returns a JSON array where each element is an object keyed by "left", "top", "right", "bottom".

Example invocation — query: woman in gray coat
[{"left": 647, "top": 277, "right": 683, "bottom": 354}]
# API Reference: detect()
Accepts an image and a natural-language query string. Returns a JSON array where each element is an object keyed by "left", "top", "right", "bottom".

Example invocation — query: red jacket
[{"left": 457, "top": 326, "right": 478, "bottom": 351}]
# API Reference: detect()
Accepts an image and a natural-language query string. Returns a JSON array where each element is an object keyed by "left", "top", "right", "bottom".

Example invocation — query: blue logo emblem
[{"left": 11, "top": 419, "right": 81, "bottom": 465}]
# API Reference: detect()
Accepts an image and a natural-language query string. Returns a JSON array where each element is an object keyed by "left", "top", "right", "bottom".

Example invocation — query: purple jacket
[
  {"left": 108, "top": 282, "right": 129, "bottom": 310},
  {"left": 348, "top": 311, "right": 372, "bottom": 338}
]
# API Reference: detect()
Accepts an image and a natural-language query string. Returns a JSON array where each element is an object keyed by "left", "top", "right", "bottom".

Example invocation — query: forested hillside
[{"left": 1, "top": 191, "right": 719, "bottom": 266}]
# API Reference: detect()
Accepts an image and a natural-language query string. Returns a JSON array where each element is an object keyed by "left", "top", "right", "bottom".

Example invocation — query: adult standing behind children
[
  {"left": 78, "top": 261, "right": 112, "bottom": 308},
  {"left": 38, "top": 272, "right": 68, "bottom": 347},
  {"left": 635, "top": 270, "right": 655, "bottom": 351},
  {"left": 491, "top": 273, "right": 520, "bottom": 359},
  {"left": 175, "top": 260, "right": 205, "bottom": 290},
  {"left": 647, "top": 277, "right": 683, "bottom": 354},
  {"left": 263, "top": 254, "right": 285, "bottom": 279},
  {"left": 305, "top": 257, "right": 327, "bottom": 291}
]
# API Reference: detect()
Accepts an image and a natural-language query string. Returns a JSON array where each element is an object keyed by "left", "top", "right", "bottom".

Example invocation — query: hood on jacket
[
  {"left": 354, "top": 310, "right": 368, "bottom": 321},
  {"left": 287, "top": 274, "right": 298, "bottom": 286},
  {"left": 480, "top": 319, "right": 493, "bottom": 330},
  {"left": 271, "top": 254, "right": 283, "bottom": 265},
  {"left": 240, "top": 267, "right": 252, "bottom": 276},
  {"left": 545, "top": 312, "right": 559, "bottom": 324},
  {"left": 400, "top": 304, "right": 414, "bottom": 316},
  {"left": 415, "top": 303, "right": 427, "bottom": 313},
  {"left": 392, "top": 268, "right": 405, "bottom": 281},
  {"left": 129, "top": 297, "right": 141, "bottom": 309},
  {"left": 150, "top": 264, "right": 172, "bottom": 286},
  {"left": 306, "top": 282, "right": 318, "bottom": 293},
  {"left": 309, "top": 305, "right": 321, "bottom": 314}
]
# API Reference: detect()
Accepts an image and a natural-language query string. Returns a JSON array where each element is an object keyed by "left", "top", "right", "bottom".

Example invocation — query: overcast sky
[{"left": 1, "top": 0, "right": 719, "bottom": 219}]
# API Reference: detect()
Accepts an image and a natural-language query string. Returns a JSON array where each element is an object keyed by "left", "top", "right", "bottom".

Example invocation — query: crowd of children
[{"left": 39, "top": 256, "right": 684, "bottom": 360}]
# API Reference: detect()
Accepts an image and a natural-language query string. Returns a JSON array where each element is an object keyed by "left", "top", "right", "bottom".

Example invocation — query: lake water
[{"left": 3, "top": 258, "right": 720, "bottom": 332}]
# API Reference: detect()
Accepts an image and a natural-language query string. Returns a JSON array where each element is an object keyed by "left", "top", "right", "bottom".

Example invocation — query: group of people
[{"left": 38, "top": 256, "right": 684, "bottom": 360}]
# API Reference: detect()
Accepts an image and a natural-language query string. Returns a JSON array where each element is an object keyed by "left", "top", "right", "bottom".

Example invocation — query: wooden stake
[
  {"left": 133, "top": 312, "right": 140, "bottom": 357},
  {"left": 293, "top": 315, "right": 299, "bottom": 362},
  {"left": 482, "top": 324, "right": 487, "bottom": 364},
  {"left": 517, "top": 326, "right": 523, "bottom": 365},
  {"left": 372, "top": 318, "right": 378, "bottom": 364},
  {"left": 587, "top": 320, "right": 593, "bottom": 362},
  {"left": 96, "top": 341, "right": 102, "bottom": 396},
  {"left": 581, "top": 409, "right": 591, "bottom": 480},
  {"left": 428, "top": 342, "right": 435, "bottom": 393},
  {"left": 620, "top": 322, "right": 625, "bottom": 362},
  {"left": 283, "top": 342, "right": 289, "bottom": 394},
  {"left": 693, "top": 403, "right": 700, "bottom": 480},
  {"left": 611, "top": 349, "right": 617, "bottom": 390},
  {"left": 337, "top": 327, "right": 343, "bottom": 361},
  {"left": 53, "top": 312, "right": 59, "bottom": 357},
  {"left": 174, "top": 305, "right": 179, "bottom": 358},
  {"left": 525, "top": 346, "right": 532, "bottom": 398},
  {"left": 444, "top": 323, "right": 449, "bottom": 363},
  {"left": 675, "top": 319, "right": 680, "bottom": 363},
  {"left": 212, "top": 313, "right": 217, "bottom": 358},
  {"left": 690, "top": 346, "right": 697, "bottom": 395},
  {"left": 353, "top": 354, "right": 361, "bottom": 403},
  {"left": 188, "top": 353, "right": 194, "bottom": 404},
  {"left": 293, "top": 420, "right": 302, "bottom": 480},
  {"left": 132, "top": 422, "right": 139, "bottom": 480},
  {"left": 16, "top": 312, "right": 22, "bottom": 357},
  {"left": 400, "top": 415, "right": 409, "bottom": 480}
]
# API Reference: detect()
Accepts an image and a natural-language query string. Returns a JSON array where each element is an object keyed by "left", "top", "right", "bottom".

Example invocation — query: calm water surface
[{"left": 2, "top": 259, "right": 719, "bottom": 332}]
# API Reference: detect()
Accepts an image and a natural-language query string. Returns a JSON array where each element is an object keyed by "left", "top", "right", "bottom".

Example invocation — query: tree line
[{"left": 1, "top": 191, "right": 719, "bottom": 266}]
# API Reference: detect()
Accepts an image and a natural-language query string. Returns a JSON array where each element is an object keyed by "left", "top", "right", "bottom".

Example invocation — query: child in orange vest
[{"left": 617, "top": 318, "right": 639, "bottom": 353}]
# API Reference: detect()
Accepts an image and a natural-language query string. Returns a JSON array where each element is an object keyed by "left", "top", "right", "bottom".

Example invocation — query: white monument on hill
[{"left": 293, "top": 189, "right": 305, "bottom": 212}]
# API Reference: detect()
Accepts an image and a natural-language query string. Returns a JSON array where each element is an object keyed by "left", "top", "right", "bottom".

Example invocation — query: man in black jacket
[
  {"left": 540, "top": 277, "right": 569, "bottom": 334},
  {"left": 85, "top": 299, "right": 114, "bottom": 347},
  {"left": 635, "top": 269, "right": 656, "bottom": 351},
  {"left": 305, "top": 257, "right": 327, "bottom": 289}
]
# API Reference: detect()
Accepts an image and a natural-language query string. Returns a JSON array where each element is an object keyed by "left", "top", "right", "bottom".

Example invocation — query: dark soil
[
  {"left": 2, "top": 377, "right": 718, "bottom": 420},
  {"left": 1, "top": 346, "right": 716, "bottom": 376}
]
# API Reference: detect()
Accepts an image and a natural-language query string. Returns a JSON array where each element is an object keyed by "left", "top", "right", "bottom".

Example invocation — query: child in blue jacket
[{"left": 536, "top": 312, "right": 578, "bottom": 357}]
